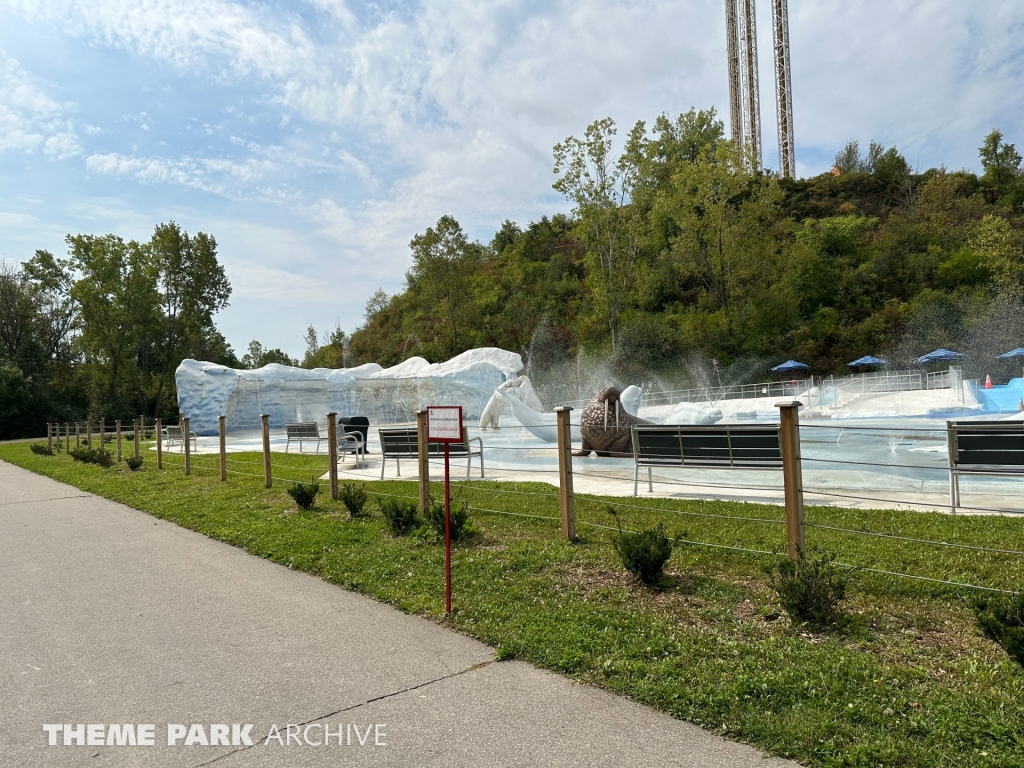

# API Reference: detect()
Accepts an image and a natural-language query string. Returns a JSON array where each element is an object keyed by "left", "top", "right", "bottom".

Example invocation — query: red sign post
[{"left": 426, "top": 405, "right": 463, "bottom": 614}]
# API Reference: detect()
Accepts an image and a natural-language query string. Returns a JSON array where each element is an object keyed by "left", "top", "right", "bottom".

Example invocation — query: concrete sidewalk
[{"left": 0, "top": 460, "right": 795, "bottom": 767}]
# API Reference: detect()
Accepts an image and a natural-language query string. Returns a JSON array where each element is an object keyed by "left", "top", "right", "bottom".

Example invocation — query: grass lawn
[{"left": 4, "top": 441, "right": 1024, "bottom": 767}]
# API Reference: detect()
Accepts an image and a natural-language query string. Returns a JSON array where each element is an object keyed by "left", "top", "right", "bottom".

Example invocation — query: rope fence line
[
  {"left": 137, "top": 409, "right": 1023, "bottom": 596},
  {"left": 804, "top": 522, "right": 1024, "bottom": 556},
  {"left": 802, "top": 487, "right": 1024, "bottom": 516},
  {"left": 574, "top": 494, "right": 788, "bottom": 525}
]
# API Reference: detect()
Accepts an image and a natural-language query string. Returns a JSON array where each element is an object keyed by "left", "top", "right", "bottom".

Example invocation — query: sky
[{"left": 1, "top": 0, "right": 1022, "bottom": 359}]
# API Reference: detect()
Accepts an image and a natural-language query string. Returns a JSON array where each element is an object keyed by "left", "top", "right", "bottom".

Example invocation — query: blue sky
[{"left": 1, "top": 0, "right": 1023, "bottom": 359}]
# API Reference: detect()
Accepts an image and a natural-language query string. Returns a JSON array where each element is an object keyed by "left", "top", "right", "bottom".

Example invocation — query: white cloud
[{"left": 0, "top": 52, "right": 81, "bottom": 159}]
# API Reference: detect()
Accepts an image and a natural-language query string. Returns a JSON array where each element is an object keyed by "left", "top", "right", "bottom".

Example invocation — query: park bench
[
  {"left": 285, "top": 422, "right": 323, "bottom": 454},
  {"left": 631, "top": 424, "right": 783, "bottom": 495},
  {"left": 162, "top": 424, "right": 197, "bottom": 453},
  {"left": 377, "top": 427, "right": 484, "bottom": 480},
  {"left": 946, "top": 420, "right": 1024, "bottom": 511}
]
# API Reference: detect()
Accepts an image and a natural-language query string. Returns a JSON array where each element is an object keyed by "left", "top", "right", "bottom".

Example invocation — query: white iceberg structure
[
  {"left": 176, "top": 348, "right": 524, "bottom": 435},
  {"left": 497, "top": 390, "right": 581, "bottom": 442}
]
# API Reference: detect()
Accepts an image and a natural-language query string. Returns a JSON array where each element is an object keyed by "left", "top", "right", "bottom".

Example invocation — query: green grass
[{"left": 4, "top": 443, "right": 1024, "bottom": 767}]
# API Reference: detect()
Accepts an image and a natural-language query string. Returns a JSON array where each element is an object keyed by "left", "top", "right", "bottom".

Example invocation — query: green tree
[
  {"left": 553, "top": 117, "right": 647, "bottom": 352},
  {"left": 407, "top": 215, "right": 480, "bottom": 357},
  {"left": 68, "top": 234, "right": 160, "bottom": 412},
  {"left": 241, "top": 340, "right": 297, "bottom": 368},
  {"left": 149, "top": 222, "right": 231, "bottom": 417},
  {"left": 979, "top": 130, "right": 1022, "bottom": 187},
  {"left": 654, "top": 141, "right": 781, "bottom": 320}
]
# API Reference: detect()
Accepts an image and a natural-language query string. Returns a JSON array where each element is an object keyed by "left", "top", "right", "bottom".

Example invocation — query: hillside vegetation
[{"left": 349, "top": 110, "right": 1024, "bottom": 391}]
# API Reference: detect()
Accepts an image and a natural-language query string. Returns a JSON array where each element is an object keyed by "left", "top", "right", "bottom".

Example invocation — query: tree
[
  {"left": 834, "top": 140, "right": 863, "bottom": 174},
  {"left": 973, "top": 214, "right": 1024, "bottom": 295},
  {"left": 553, "top": 117, "right": 647, "bottom": 352},
  {"left": 21, "top": 250, "right": 77, "bottom": 361},
  {"left": 68, "top": 234, "right": 160, "bottom": 412},
  {"left": 653, "top": 141, "right": 781, "bottom": 320},
  {"left": 979, "top": 130, "right": 1022, "bottom": 187},
  {"left": 407, "top": 215, "right": 479, "bottom": 357},
  {"left": 0, "top": 260, "right": 36, "bottom": 361},
  {"left": 241, "top": 340, "right": 297, "bottom": 368},
  {"left": 149, "top": 222, "right": 231, "bottom": 417}
]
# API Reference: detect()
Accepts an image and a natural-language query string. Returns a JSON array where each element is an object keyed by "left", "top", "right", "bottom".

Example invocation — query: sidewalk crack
[{"left": 191, "top": 659, "right": 493, "bottom": 766}]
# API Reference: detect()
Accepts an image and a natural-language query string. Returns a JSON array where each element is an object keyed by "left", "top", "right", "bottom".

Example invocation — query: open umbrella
[
  {"left": 998, "top": 348, "right": 1024, "bottom": 359},
  {"left": 915, "top": 348, "right": 964, "bottom": 364},
  {"left": 848, "top": 355, "right": 888, "bottom": 367},
  {"left": 771, "top": 359, "right": 810, "bottom": 373}
]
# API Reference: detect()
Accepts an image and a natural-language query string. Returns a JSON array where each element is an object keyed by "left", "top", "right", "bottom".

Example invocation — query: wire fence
[{"left": 67, "top": 413, "right": 1024, "bottom": 598}]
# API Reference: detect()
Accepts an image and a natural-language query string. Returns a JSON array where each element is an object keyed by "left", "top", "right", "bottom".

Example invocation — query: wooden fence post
[
  {"left": 47, "top": 423, "right": 52, "bottom": 452},
  {"left": 261, "top": 414, "right": 272, "bottom": 488},
  {"left": 416, "top": 410, "right": 430, "bottom": 513},
  {"left": 115, "top": 420, "right": 122, "bottom": 462},
  {"left": 86, "top": 420, "right": 92, "bottom": 448},
  {"left": 99, "top": 419, "right": 105, "bottom": 450},
  {"left": 133, "top": 419, "right": 140, "bottom": 460},
  {"left": 155, "top": 418, "right": 162, "bottom": 469},
  {"left": 555, "top": 407, "right": 576, "bottom": 542},
  {"left": 776, "top": 400, "right": 806, "bottom": 560},
  {"left": 75, "top": 421, "right": 80, "bottom": 448},
  {"left": 65, "top": 422, "right": 70, "bottom": 453},
  {"left": 327, "top": 413, "right": 338, "bottom": 500},
  {"left": 219, "top": 415, "right": 226, "bottom": 482},
  {"left": 183, "top": 416, "right": 191, "bottom": 475}
]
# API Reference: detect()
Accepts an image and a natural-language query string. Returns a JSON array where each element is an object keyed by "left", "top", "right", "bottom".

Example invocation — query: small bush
[
  {"left": 126, "top": 455, "right": 144, "bottom": 471},
  {"left": 769, "top": 551, "right": 849, "bottom": 630},
  {"left": 339, "top": 482, "right": 369, "bottom": 518},
  {"left": 607, "top": 507, "right": 674, "bottom": 587},
  {"left": 30, "top": 443, "right": 54, "bottom": 455},
  {"left": 69, "top": 446, "right": 114, "bottom": 467},
  {"left": 379, "top": 497, "right": 419, "bottom": 536},
  {"left": 974, "top": 591, "right": 1024, "bottom": 667},
  {"left": 425, "top": 498, "right": 473, "bottom": 542},
  {"left": 287, "top": 478, "right": 320, "bottom": 510}
]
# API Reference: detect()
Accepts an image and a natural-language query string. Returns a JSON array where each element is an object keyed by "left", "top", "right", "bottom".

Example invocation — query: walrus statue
[{"left": 575, "top": 386, "right": 652, "bottom": 457}]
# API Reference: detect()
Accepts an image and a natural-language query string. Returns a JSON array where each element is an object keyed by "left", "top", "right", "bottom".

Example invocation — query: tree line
[
  {"left": 0, "top": 223, "right": 234, "bottom": 439},
  {"left": 348, "top": 109, "right": 1024, "bottom": 392}
]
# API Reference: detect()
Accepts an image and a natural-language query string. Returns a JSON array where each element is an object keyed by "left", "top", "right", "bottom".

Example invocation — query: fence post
[
  {"left": 416, "top": 409, "right": 430, "bottom": 513},
  {"left": 115, "top": 420, "right": 122, "bottom": 462},
  {"left": 75, "top": 421, "right": 80, "bottom": 447},
  {"left": 218, "top": 415, "right": 226, "bottom": 482},
  {"left": 86, "top": 420, "right": 92, "bottom": 448},
  {"left": 183, "top": 416, "right": 191, "bottom": 475},
  {"left": 65, "top": 422, "right": 70, "bottom": 453},
  {"left": 47, "top": 423, "right": 52, "bottom": 452},
  {"left": 555, "top": 407, "right": 576, "bottom": 542},
  {"left": 133, "top": 419, "right": 140, "bottom": 460},
  {"left": 261, "top": 414, "right": 272, "bottom": 488},
  {"left": 776, "top": 400, "right": 805, "bottom": 560},
  {"left": 99, "top": 419, "right": 105, "bottom": 451},
  {"left": 327, "top": 413, "right": 338, "bottom": 500},
  {"left": 155, "top": 418, "right": 162, "bottom": 469}
]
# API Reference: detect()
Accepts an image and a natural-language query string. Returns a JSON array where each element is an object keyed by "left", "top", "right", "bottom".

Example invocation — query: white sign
[{"left": 427, "top": 406, "right": 463, "bottom": 443}]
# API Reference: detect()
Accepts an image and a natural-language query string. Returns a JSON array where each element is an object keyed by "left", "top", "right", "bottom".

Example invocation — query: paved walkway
[{"left": 0, "top": 460, "right": 795, "bottom": 767}]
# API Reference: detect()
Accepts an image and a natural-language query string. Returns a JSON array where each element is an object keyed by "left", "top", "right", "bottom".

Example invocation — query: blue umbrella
[
  {"left": 998, "top": 348, "right": 1024, "bottom": 359},
  {"left": 915, "top": 348, "right": 964, "bottom": 364},
  {"left": 848, "top": 355, "right": 888, "bottom": 367},
  {"left": 771, "top": 359, "right": 810, "bottom": 372}
]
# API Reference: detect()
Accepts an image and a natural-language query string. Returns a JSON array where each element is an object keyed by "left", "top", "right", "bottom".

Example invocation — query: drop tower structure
[{"left": 725, "top": 0, "right": 795, "bottom": 177}]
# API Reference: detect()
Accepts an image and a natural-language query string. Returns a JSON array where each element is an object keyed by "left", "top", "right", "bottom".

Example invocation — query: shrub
[
  {"left": 69, "top": 446, "right": 114, "bottom": 467},
  {"left": 768, "top": 551, "right": 849, "bottom": 630},
  {"left": 379, "top": 497, "right": 419, "bottom": 536},
  {"left": 30, "top": 443, "right": 54, "bottom": 455},
  {"left": 339, "top": 482, "right": 369, "bottom": 518},
  {"left": 607, "top": 507, "right": 674, "bottom": 587},
  {"left": 425, "top": 498, "right": 472, "bottom": 542},
  {"left": 287, "top": 478, "right": 320, "bottom": 510},
  {"left": 126, "top": 455, "right": 144, "bottom": 471},
  {"left": 974, "top": 591, "right": 1024, "bottom": 667}
]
